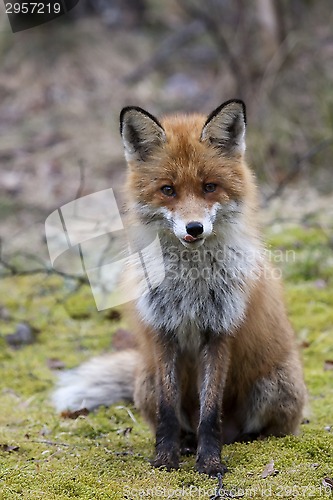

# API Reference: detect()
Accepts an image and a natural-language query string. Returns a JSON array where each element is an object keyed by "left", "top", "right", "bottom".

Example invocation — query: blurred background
[
  {"left": 0, "top": 5, "right": 333, "bottom": 493},
  {"left": 0, "top": 0, "right": 333, "bottom": 270}
]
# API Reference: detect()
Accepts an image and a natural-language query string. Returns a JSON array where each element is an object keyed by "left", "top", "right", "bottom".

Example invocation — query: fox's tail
[{"left": 52, "top": 349, "right": 139, "bottom": 412}]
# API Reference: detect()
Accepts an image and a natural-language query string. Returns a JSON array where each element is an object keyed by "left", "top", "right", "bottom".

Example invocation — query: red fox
[{"left": 53, "top": 100, "right": 306, "bottom": 476}]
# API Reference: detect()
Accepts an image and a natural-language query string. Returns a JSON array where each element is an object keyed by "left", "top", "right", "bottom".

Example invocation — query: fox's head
[{"left": 120, "top": 100, "right": 257, "bottom": 248}]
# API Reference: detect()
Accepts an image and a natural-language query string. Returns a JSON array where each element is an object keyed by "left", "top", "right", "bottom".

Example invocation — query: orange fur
[
  {"left": 54, "top": 101, "right": 306, "bottom": 477},
  {"left": 124, "top": 103, "right": 306, "bottom": 473}
]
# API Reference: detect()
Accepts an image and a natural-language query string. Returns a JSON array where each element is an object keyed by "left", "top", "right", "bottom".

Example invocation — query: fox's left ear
[
  {"left": 201, "top": 99, "right": 246, "bottom": 155},
  {"left": 120, "top": 106, "right": 166, "bottom": 162}
]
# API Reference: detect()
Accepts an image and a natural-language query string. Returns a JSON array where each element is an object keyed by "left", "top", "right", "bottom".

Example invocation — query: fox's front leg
[
  {"left": 152, "top": 338, "right": 180, "bottom": 470},
  {"left": 196, "top": 335, "right": 231, "bottom": 477}
]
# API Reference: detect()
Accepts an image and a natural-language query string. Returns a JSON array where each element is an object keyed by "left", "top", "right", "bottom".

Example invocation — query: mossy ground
[{"left": 1, "top": 222, "right": 333, "bottom": 500}]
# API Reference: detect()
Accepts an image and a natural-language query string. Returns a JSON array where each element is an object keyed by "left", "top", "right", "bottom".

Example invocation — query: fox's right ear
[{"left": 120, "top": 106, "right": 166, "bottom": 162}]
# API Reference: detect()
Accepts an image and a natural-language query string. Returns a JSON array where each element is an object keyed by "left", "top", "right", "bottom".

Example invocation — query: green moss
[
  {"left": 267, "top": 224, "right": 329, "bottom": 249},
  {"left": 266, "top": 223, "right": 333, "bottom": 284},
  {"left": 0, "top": 222, "right": 333, "bottom": 499},
  {"left": 64, "top": 286, "right": 97, "bottom": 320}
]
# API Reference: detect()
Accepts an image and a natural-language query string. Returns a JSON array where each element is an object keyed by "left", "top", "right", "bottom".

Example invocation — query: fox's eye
[
  {"left": 161, "top": 185, "right": 175, "bottom": 197},
  {"left": 204, "top": 183, "right": 217, "bottom": 193}
]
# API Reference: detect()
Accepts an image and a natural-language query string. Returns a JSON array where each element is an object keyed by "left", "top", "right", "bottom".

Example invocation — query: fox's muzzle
[{"left": 185, "top": 221, "right": 204, "bottom": 238}]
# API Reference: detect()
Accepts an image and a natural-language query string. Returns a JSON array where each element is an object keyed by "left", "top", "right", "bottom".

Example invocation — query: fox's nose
[{"left": 186, "top": 221, "right": 204, "bottom": 238}]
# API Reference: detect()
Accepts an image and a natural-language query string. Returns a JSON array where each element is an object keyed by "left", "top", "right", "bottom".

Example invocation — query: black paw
[
  {"left": 151, "top": 452, "right": 179, "bottom": 471},
  {"left": 196, "top": 458, "right": 228, "bottom": 478}
]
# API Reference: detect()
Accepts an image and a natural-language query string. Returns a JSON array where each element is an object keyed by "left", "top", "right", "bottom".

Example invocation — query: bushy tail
[{"left": 52, "top": 349, "right": 140, "bottom": 412}]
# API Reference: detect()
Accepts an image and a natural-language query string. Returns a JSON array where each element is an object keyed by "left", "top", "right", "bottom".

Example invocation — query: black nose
[{"left": 186, "top": 221, "right": 204, "bottom": 238}]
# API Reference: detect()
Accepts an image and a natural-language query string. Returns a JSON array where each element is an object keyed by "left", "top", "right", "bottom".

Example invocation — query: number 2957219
[{"left": 5, "top": 3, "right": 62, "bottom": 14}]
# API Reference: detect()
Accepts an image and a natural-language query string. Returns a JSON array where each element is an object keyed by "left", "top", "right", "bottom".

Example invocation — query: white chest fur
[{"left": 136, "top": 227, "right": 262, "bottom": 350}]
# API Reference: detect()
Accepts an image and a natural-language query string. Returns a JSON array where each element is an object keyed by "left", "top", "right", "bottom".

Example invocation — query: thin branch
[
  {"left": 124, "top": 20, "right": 205, "bottom": 84},
  {"left": 264, "top": 138, "right": 333, "bottom": 205},
  {"left": 0, "top": 255, "right": 88, "bottom": 282},
  {"left": 177, "top": 0, "right": 245, "bottom": 96}
]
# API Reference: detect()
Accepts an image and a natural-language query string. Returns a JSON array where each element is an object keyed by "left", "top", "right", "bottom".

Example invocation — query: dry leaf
[
  {"left": 61, "top": 408, "right": 89, "bottom": 419},
  {"left": 261, "top": 460, "right": 278, "bottom": 478},
  {"left": 105, "top": 309, "right": 122, "bottom": 321}
]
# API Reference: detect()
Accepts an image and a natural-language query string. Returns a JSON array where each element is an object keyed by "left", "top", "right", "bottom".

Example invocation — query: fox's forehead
[
  {"left": 159, "top": 113, "right": 214, "bottom": 174},
  {"left": 161, "top": 114, "right": 206, "bottom": 143},
  {"left": 155, "top": 113, "right": 241, "bottom": 185}
]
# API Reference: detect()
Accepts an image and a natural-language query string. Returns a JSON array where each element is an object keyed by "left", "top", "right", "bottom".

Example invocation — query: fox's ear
[
  {"left": 200, "top": 100, "right": 246, "bottom": 155},
  {"left": 120, "top": 106, "right": 166, "bottom": 162}
]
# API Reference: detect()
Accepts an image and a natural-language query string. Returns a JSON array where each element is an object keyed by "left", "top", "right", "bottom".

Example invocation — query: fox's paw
[
  {"left": 151, "top": 451, "right": 179, "bottom": 471},
  {"left": 196, "top": 457, "right": 228, "bottom": 478}
]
